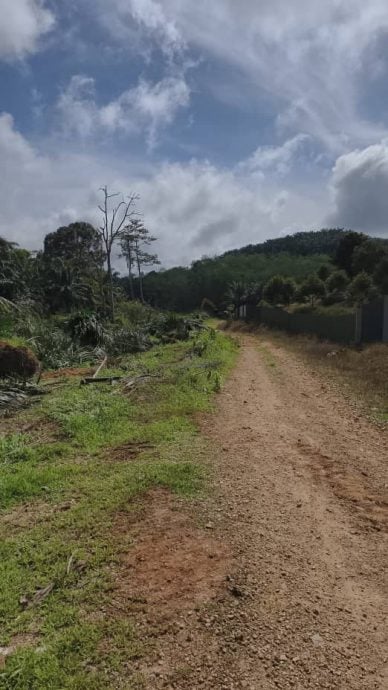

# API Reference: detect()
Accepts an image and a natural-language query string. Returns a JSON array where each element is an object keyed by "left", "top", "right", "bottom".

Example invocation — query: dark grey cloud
[{"left": 190, "top": 217, "right": 236, "bottom": 249}]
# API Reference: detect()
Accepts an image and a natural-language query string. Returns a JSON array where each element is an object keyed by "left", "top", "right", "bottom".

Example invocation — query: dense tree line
[
  {"left": 128, "top": 252, "right": 330, "bottom": 312},
  {"left": 1, "top": 223, "right": 387, "bottom": 319},
  {"left": 257, "top": 231, "right": 388, "bottom": 311},
  {"left": 0, "top": 222, "right": 156, "bottom": 316}
]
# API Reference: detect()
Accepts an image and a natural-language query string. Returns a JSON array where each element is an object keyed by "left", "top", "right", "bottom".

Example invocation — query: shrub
[
  {"left": 105, "top": 326, "right": 152, "bottom": 355},
  {"left": 15, "top": 316, "right": 97, "bottom": 369},
  {"left": 326, "top": 270, "right": 349, "bottom": 293},
  {"left": 348, "top": 271, "right": 373, "bottom": 304},
  {"left": 263, "top": 275, "right": 296, "bottom": 306},
  {"left": 115, "top": 300, "right": 155, "bottom": 326},
  {"left": 0, "top": 341, "right": 40, "bottom": 380},
  {"left": 299, "top": 274, "right": 326, "bottom": 307},
  {"left": 66, "top": 312, "right": 107, "bottom": 347}
]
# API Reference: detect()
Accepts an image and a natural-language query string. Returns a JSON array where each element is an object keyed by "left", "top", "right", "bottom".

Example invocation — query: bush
[
  {"left": 0, "top": 341, "right": 40, "bottom": 380},
  {"left": 15, "top": 316, "right": 97, "bottom": 369},
  {"left": 66, "top": 312, "right": 107, "bottom": 347},
  {"left": 299, "top": 274, "right": 326, "bottom": 307},
  {"left": 115, "top": 300, "right": 155, "bottom": 326},
  {"left": 105, "top": 326, "right": 152, "bottom": 356},
  {"left": 263, "top": 275, "right": 296, "bottom": 306}
]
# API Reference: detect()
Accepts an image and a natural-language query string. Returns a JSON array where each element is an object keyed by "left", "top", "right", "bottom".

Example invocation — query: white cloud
[
  {"left": 93, "top": 0, "right": 183, "bottom": 58},
  {"left": 239, "top": 135, "right": 310, "bottom": 178},
  {"left": 57, "top": 74, "right": 190, "bottom": 148},
  {"left": 0, "top": 0, "right": 54, "bottom": 61},
  {"left": 105, "top": 0, "right": 388, "bottom": 152},
  {"left": 328, "top": 141, "right": 388, "bottom": 235},
  {"left": 0, "top": 113, "right": 325, "bottom": 267}
]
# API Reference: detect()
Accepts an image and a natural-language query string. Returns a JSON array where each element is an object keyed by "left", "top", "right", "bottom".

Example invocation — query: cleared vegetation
[{"left": 0, "top": 329, "right": 237, "bottom": 689}]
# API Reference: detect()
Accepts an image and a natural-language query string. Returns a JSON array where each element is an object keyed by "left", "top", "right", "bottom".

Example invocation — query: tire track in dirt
[{"left": 129, "top": 334, "right": 388, "bottom": 689}]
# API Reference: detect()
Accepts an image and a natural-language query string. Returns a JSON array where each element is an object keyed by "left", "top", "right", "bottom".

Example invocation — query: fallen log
[{"left": 80, "top": 375, "right": 123, "bottom": 385}]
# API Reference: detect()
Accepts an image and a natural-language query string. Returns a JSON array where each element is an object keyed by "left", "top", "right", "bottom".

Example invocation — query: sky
[{"left": 2, "top": 0, "right": 388, "bottom": 268}]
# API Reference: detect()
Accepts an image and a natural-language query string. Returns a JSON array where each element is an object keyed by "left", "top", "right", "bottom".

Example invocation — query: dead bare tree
[{"left": 98, "top": 185, "right": 138, "bottom": 319}]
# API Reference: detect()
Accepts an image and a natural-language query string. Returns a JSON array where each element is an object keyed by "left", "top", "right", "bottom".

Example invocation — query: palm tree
[
  {"left": 225, "top": 281, "right": 247, "bottom": 315},
  {"left": 45, "top": 258, "right": 92, "bottom": 312}
]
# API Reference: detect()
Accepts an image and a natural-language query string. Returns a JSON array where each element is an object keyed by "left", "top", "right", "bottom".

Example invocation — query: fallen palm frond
[
  {"left": 0, "top": 381, "right": 47, "bottom": 415},
  {"left": 0, "top": 296, "right": 21, "bottom": 313}
]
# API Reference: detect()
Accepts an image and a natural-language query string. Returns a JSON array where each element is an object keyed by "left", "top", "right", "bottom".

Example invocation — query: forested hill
[
  {"left": 224, "top": 228, "right": 345, "bottom": 257},
  {"left": 133, "top": 228, "right": 388, "bottom": 312},
  {"left": 132, "top": 228, "right": 346, "bottom": 312}
]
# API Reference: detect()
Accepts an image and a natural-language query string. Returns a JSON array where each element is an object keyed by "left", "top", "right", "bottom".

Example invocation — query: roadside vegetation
[{"left": 0, "top": 327, "right": 237, "bottom": 688}]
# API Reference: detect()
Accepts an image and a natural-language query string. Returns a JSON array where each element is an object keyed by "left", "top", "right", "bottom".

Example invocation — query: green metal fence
[{"left": 245, "top": 305, "right": 357, "bottom": 344}]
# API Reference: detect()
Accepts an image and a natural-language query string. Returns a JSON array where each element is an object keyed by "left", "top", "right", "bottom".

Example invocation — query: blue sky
[{"left": 1, "top": 0, "right": 388, "bottom": 267}]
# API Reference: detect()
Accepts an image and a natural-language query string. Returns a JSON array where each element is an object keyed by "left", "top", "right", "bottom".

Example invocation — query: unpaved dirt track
[{"left": 138, "top": 334, "right": 388, "bottom": 689}]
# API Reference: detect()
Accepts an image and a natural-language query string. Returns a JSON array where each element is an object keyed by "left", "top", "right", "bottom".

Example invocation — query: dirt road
[{"left": 134, "top": 334, "right": 388, "bottom": 689}]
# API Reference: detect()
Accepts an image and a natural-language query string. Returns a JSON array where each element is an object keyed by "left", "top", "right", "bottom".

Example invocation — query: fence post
[{"left": 383, "top": 296, "right": 388, "bottom": 343}]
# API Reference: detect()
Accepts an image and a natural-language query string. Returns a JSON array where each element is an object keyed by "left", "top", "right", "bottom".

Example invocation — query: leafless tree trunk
[
  {"left": 98, "top": 185, "right": 138, "bottom": 319},
  {"left": 127, "top": 251, "right": 135, "bottom": 301},
  {"left": 119, "top": 234, "right": 135, "bottom": 300},
  {"left": 134, "top": 237, "right": 145, "bottom": 303}
]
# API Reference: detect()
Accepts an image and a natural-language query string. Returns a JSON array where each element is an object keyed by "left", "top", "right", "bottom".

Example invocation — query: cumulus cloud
[
  {"left": 328, "top": 141, "right": 388, "bottom": 235},
  {"left": 0, "top": 0, "right": 54, "bottom": 61},
  {"left": 57, "top": 74, "right": 190, "bottom": 148},
  {"left": 0, "top": 113, "right": 324, "bottom": 267}
]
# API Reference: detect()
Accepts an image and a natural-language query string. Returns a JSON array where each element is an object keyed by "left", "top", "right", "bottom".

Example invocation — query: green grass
[{"left": 0, "top": 329, "right": 237, "bottom": 689}]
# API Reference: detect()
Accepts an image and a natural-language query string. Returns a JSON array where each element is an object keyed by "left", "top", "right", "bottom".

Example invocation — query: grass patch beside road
[{"left": 0, "top": 329, "right": 237, "bottom": 689}]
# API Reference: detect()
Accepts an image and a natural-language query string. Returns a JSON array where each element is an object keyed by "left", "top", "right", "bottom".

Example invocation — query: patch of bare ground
[
  {"left": 124, "top": 334, "right": 387, "bottom": 689},
  {"left": 40, "top": 366, "right": 95, "bottom": 381},
  {"left": 108, "top": 441, "right": 155, "bottom": 463},
  {"left": 109, "top": 489, "right": 232, "bottom": 686},
  {"left": 0, "top": 415, "right": 62, "bottom": 443}
]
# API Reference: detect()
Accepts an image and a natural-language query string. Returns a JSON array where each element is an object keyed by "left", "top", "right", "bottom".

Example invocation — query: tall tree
[
  {"left": 98, "top": 186, "right": 138, "bottom": 318},
  {"left": 42, "top": 257, "right": 92, "bottom": 312},
  {"left": 0, "top": 238, "right": 35, "bottom": 301},
  {"left": 352, "top": 239, "right": 387, "bottom": 276},
  {"left": 127, "top": 219, "right": 159, "bottom": 303},
  {"left": 43, "top": 223, "right": 104, "bottom": 270},
  {"left": 225, "top": 281, "right": 247, "bottom": 314},
  {"left": 119, "top": 230, "right": 136, "bottom": 300},
  {"left": 335, "top": 231, "right": 367, "bottom": 275},
  {"left": 374, "top": 256, "right": 388, "bottom": 295}
]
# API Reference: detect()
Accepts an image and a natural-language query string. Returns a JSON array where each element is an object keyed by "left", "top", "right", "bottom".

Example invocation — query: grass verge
[{"left": 0, "top": 329, "right": 237, "bottom": 689}]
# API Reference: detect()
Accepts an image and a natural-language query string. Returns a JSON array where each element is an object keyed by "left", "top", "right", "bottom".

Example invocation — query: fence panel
[
  {"left": 247, "top": 306, "right": 356, "bottom": 344},
  {"left": 361, "top": 299, "right": 384, "bottom": 342}
]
